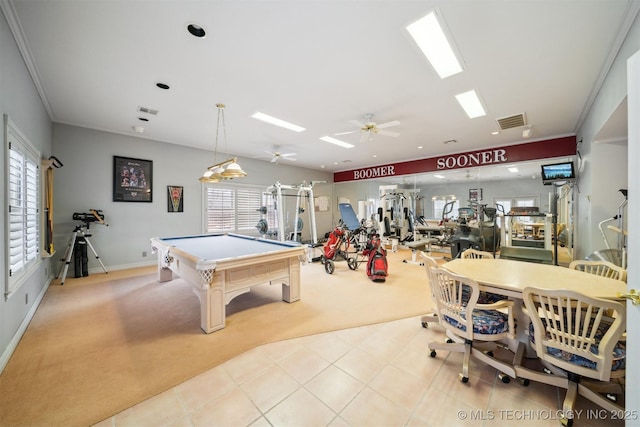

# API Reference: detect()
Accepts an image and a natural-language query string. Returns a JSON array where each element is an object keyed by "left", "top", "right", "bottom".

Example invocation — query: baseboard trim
[{"left": 0, "top": 277, "right": 51, "bottom": 375}]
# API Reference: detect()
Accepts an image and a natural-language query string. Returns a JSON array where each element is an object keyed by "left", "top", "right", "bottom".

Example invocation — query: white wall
[
  {"left": 625, "top": 46, "right": 640, "bottom": 427},
  {"left": 575, "top": 10, "right": 639, "bottom": 259},
  {"left": 0, "top": 8, "right": 53, "bottom": 371},
  {"left": 51, "top": 124, "right": 334, "bottom": 271}
]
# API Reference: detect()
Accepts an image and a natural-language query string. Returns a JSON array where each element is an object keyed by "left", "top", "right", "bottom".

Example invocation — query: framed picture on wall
[
  {"left": 469, "top": 188, "right": 482, "bottom": 201},
  {"left": 113, "top": 156, "right": 153, "bottom": 202},
  {"left": 167, "top": 186, "right": 184, "bottom": 212}
]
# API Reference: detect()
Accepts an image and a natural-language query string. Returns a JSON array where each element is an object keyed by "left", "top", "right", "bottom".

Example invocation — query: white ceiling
[{"left": 4, "top": 0, "right": 637, "bottom": 183}]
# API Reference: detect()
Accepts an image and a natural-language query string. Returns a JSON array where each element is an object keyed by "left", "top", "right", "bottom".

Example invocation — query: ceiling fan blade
[
  {"left": 376, "top": 120, "right": 400, "bottom": 129},
  {"left": 281, "top": 152, "right": 297, "bottom": 157},
  {"left": 349, "top": 119, "right": 366, "bottom": 128},
  {"left": 283, "top": 157, "right": 297, "bottom": 161},
  {"left": 378, "top": 130, "right": 399, "bottom": 137},
  {"left": 270, "top": 157, "right": 278, "bottom": 163}
]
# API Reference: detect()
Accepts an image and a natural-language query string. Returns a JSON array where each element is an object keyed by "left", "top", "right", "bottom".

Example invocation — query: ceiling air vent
[
  {"left": 496, "top": 113, "right": 526, "bottom": 130},
  {"left": 137, "top": 106, "right": 159, "bottom": 115}
]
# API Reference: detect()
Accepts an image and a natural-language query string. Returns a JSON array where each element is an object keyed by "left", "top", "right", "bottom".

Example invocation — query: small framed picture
[
  {"left": 469, "top": 188, "right": 482, "bottom": 201},
  {"left": 167, "top": 186, "right": 184, "bottom": 212},
  {"left": 113, "top": 156, "right": 153, "bottom": 202}
]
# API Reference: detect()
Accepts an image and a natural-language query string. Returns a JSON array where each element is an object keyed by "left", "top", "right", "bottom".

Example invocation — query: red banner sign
[{"left": 333, "top": 136, "right": 576, "bottom": 183}]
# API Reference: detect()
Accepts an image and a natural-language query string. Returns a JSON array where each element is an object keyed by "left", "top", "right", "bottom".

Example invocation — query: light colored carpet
[{"left": 0, "top": 249, "right": 435, "bottom": 427}]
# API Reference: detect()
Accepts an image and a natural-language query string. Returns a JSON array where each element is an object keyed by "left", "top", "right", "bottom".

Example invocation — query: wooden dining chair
[
  {"left": 459, "top": 248, "right": 504, "bottom": 303},
  {"left": 568, "top": 259, "right": 627, "bottom": 282},
  {"left": 460, "top": 248, "right": 495, "bottom": 259},
  {"left": 514, "top": 287, "right": 626, "bottom": 426},
  {"left": 427, "top": 266, "right": 516, "bottom": 383}
]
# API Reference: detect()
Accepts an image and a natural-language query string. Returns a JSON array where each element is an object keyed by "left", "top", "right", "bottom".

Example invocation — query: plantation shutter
[
  {"left": 236, "top": 188, "right": 261, "bottom": 232},
  {"left": 5, "top": 115, "right": 41, "bottom": 297},
  {"left": 8, "top": 148, "right": 26, "bottom": 274},
  {"left": 206, "top": 187, "right": 234, "bottom": 232},
  {"left": 204, "top": 184, "right": 270, "bottom": 235}
]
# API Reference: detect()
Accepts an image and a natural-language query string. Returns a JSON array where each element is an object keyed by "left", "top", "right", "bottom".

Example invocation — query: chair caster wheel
[
  {"left": 429, "top": 350, "right": 436, "bottom": 357},
  {"left": 498, "top": 374, "right": 510, "bottom": 383},
  {"left": 446, "top": 338, "right": 454, "bottom": 343},
  {"left": 560, "top": 416, "right": 573, "bottom": 427},
  {"left": 518, "top": 378, "right": 530, "bottom": 386},
  {"left": 487, "top": 351, "right": 494, "bottom": 357},
  {"left": 421, "top": 322, "right": 429, "bottom": 328},
  {"left": 459, "top": 374, "right": 469, "bottom": 383}
]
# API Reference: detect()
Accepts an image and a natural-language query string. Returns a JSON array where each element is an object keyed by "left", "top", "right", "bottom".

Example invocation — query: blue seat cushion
[
  {"left": 443, "top": 309, "right": 510, "bottom": 335},
  {"left": 461, "top": 285, "right": 505, "bottom": 305},
  {"left": 528, "top": 321, "right": 625, "bottom": 371}
]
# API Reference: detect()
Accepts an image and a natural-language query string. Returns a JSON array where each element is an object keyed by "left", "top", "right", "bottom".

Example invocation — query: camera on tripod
[{"left": 72, "top": 209, "right": 106, "bottom": 228}]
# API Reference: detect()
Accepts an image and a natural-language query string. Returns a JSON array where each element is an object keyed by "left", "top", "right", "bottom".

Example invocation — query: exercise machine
[
  {"left": 57, "top": 209, "right": 108, "bottom": 285},
  {"left": 588, "top": 189, "right": 627, "bottom": 268}
]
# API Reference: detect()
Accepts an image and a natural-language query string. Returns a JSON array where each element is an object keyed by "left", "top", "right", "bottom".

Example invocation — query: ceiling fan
[
  {"left": 335, "top": 113, "right": 400, "bottom": 142},
  {"left": 261, "top": 146, "right": 297, "bottom": 163}
]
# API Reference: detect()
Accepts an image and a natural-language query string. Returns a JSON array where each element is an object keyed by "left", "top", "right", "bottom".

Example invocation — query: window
[
  {"left": 204, "top": 183, "right": 276, "bottom": 235},
  {"left": 432, "top": 196, "right": 459, "bottom": 220},
  {"left": 5, "top": 116, "right": 40, "bottom": 298}
]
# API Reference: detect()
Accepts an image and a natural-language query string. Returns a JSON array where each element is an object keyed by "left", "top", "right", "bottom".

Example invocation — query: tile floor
[{"left": 94, "top": 315, "right": 623, "bottom": 427}]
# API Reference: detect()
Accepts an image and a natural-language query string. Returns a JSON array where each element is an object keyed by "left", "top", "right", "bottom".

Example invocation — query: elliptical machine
[{"left": 588, "top": 189, "right": 627, "bottom": 268}]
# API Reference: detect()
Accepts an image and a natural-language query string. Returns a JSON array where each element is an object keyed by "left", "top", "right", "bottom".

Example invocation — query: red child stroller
[{"left": 362, "top": 234, "right": 388, "bottom": 282}]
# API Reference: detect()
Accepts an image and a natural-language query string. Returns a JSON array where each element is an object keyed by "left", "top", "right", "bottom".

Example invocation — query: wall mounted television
[{"left": 540, "top": 161, "right": 576, "bottom": 185}]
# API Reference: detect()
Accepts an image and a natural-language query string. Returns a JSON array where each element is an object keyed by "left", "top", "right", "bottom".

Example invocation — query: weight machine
[
  {"left": 259, "top": 181, "right": 321, "bottom": 244},
  {"left": 56, "top": 209, "right": 108, "bottom": 285}
]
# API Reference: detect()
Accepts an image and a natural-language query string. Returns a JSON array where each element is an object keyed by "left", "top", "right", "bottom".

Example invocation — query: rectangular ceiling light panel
[
  {"left": 320, "top": 136, "right": 355, "bottom": 149},
  {"left": 406, "top": 10, "right": 463, "bottom": 79},
  {"left": 251, "top": 112, "right": 306, "bottom": 132},
  {"left": 455, "top": 90, "right": 486, "bottom": 119}
]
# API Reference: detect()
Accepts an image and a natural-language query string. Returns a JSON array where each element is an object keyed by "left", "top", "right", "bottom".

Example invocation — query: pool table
[{"left": 150, "top": 233, "right": 306, "bottom": 333}]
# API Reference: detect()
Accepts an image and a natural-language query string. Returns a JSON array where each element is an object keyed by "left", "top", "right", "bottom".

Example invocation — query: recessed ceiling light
[
  {"left": 434, "top": 174, "right": 446, "bottom": 179},
  {"left": 132, "top": 126, "right": 144, "bottom": 134},
  {"left": 372, "top": 154, "right": 377, "bottom": 158},
  {"left": 406, "top": 10, "right": 464, "bottom": 79},
  {"left": 320, "top": 136, "right": 355, "bottom": 149},
  {"left": 187, "top": 23, "right": 206, "bottom": 38},
  {"left": 251, "top": 112, "right": 305, "bottom": 132},
  {"left": 156, "top": 82, "right": 170, "bottom": 90},
  {"left": 491, "top": 131, "right": 500, "bottom": 135},
  {"left": 508, "top": 167, "right": 519, "bottom": 173},
  {"left": 417, "top": 145, "right": 424, "bottom": 149},
  {"left": 455, "top": 89, "right": 486, "bottom": 119}
]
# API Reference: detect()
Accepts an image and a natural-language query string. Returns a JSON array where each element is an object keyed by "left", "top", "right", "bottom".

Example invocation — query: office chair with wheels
[
  {"left": 460, "top": 248, "right": 494, "bottom": 259},
  {"left": 427, "top": 266, "right": 516, "bottom": 383},
  {"left": 568, "top": 260, "right": 627, "bottom": 282},
  {"left": 419, "top": 252, "right": 439, "bottom": 328},
  {"left": 514, "top": 287, "right": 626, "bottom": 427}
]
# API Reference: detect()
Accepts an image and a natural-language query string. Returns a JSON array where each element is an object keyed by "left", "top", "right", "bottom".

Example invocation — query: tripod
[{"left": 57, "top": 224, "right": 108, "bottom": 285}]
